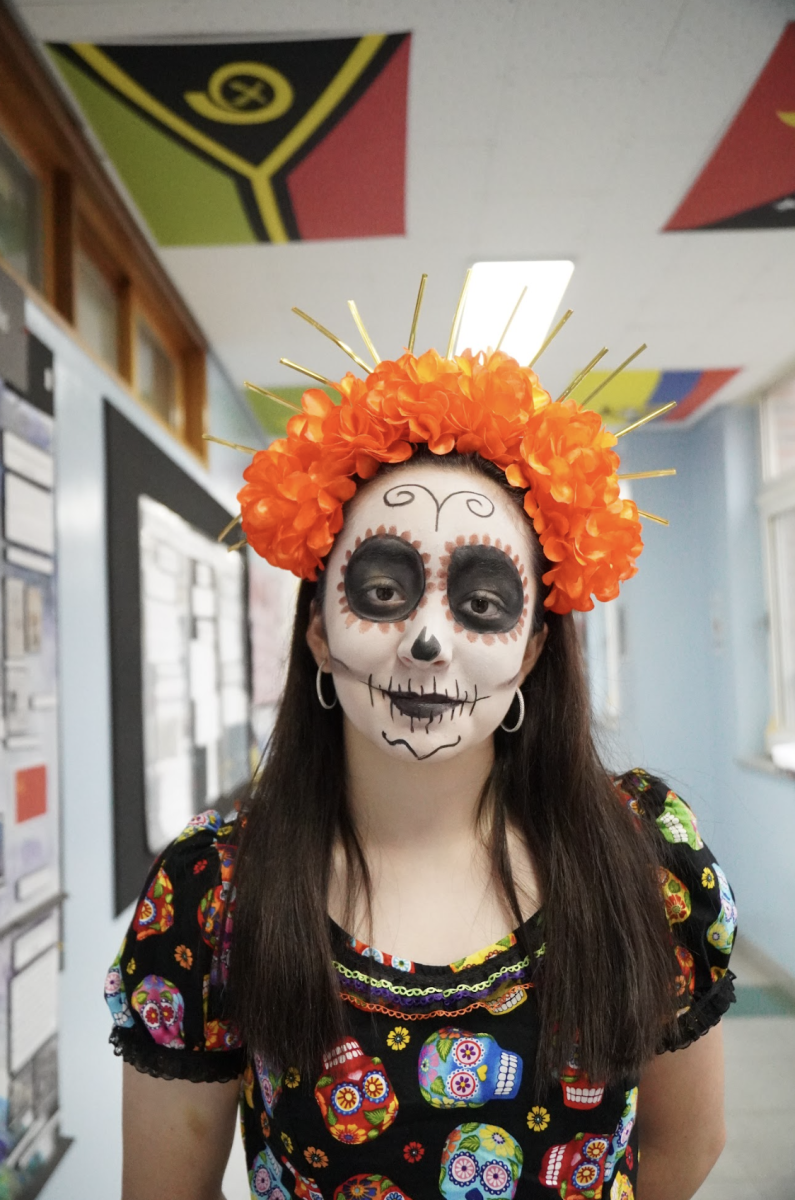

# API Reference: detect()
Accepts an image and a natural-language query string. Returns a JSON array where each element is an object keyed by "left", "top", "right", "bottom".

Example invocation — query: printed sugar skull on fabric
[
  {"left": 249, "top": 1143, "right": 290, "bottom": 1199},
  {"left": 282, "top": 1158, "right": 324, "bottom": 1200},
  {"left": 131, "top": 974, "right": 185, "bottom": 1047},
  {"left": 658, "top": 868, "right": 691, "bottom": 926},
  {"left": 440, "top": 1123, "right": 523, "bottom": 1200},
  {"left": 674, "top": 946, "right": 696, "bottom": 1012},
  {"left": 539, "top": 1132, "right": 611, "bottom": 1198},
  {"left": 482, "top": 983, "right": 528, "bottom": 1016},
  {"left": 255, "top": 1053, "right": 284, "bottom": 1117},
  {"left": 559, "top": 1046, "right": 605, "bottom": 1110},
  {"left": 314, "top": 1038, "right": 398, "bottom": 1144},
  {"left": 132, "top": 866, "right": 174, "bottom": 940},
  {"left": 198, "top": 840, "right": 237, "bottom": 973},
  {"left": 604, "top": 1088, "right": 637, "bottom": 1183},
  {"left": 656, "top": 792, "right": 703, "bottom": 850},
  {"left": 610, "top": 1173, "right": 634, "bottom": 1200},
  {"left": 104, "top": 961, "right": 134, "bottom": 1029},
  {"left": 175, "top": 808, "right": 225, "bottom": 842},
  {"left": 419, "top": 1027, "right": 523, "bottom": 1108},
  {"left": 707, "top": 864, "right": 737, "bottom": 954},
  {"left": 334, "top": 1174, "right": 414, "bottom": 1199}
]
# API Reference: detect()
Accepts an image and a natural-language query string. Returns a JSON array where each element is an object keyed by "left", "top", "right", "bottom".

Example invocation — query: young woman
[{"left": 106, "top": 310, "right": 736, "bottom": 1200}]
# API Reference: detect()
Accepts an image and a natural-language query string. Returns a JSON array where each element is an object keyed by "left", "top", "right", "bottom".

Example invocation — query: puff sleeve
[
  {"left": 617, "top": 770, "right": 737, "bottom": 1050},
  {"left": 104, "top": 810, "right": 245, "bottom": 1083}
]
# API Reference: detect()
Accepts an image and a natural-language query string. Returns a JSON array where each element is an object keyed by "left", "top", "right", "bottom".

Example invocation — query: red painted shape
[
  {"left": 665, "top": 23, "right": 795, "bottom": 229},
  {"left": 286, "top": 37, "right": 409, "bottom": 240},
  {"left": 666, "top": 369, "right": 741, "bottom": 421},
  {"left": 16, "top": 765, "right": 47, "bottom": 823}
]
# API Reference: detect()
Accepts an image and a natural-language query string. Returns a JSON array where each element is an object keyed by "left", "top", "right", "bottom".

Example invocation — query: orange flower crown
[{"left": 231, "top": 287, "right": 673, "bottom": 615}]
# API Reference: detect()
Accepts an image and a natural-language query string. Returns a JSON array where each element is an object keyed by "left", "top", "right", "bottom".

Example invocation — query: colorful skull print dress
[{"left": 106, "top": 771, "right": 736, "bottom": 1200}]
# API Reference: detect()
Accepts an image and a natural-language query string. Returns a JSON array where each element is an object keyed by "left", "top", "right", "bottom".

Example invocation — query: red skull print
[
  {"left": 314, "top": 1038, "right": 398, "bottom": 1144},
  {"left": 539, "top": 1132, "right": 611, "bottom": 1198}
]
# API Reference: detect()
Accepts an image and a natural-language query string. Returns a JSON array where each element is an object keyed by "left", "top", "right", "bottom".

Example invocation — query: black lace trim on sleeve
[
  {"left": 109, "top": 1026, "right": 246, "bottom": 1084},
  {"left": 661, "top": 969, "right": 737, "bottom": 1052}
]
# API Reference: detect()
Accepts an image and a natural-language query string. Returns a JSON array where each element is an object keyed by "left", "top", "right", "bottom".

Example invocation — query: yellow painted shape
[
  {"left": 778, "top": 110, "right": 795, "bottom": 127},
  {"left": 71, "top": 35, "right": 388, "bottom": 243},
  {"left": 571, "top": 369, "right": 661, "bottom": 422}
]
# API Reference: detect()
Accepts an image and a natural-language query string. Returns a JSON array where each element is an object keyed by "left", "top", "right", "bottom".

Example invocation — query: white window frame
[{"left": 759, "top": 391, "right": 795, "bottom": 758}]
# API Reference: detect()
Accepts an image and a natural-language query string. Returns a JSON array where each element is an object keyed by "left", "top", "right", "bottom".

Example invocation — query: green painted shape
[
  {"left": 48, "top": 48, "right": 256, "bottom": 247},
  {"left": 246, "top": 384, "right": 339, "bottom": 437},
  {"left": 728, "top": 985, "right": 795, "bottom": 1018}
]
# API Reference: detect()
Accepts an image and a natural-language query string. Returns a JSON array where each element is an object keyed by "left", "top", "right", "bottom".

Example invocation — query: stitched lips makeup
[{"left": 322, "top": 462, "right": 540, "bottom": 763}]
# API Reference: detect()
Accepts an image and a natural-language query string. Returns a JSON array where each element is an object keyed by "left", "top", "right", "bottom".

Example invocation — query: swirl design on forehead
[{"left": 382, "top": 483, "right": 495, "bottom": 532}]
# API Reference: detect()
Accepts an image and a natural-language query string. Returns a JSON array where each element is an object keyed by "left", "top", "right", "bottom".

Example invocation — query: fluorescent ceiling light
[{"left": 454, "top": 260, "right": 574, "bottom": 362}]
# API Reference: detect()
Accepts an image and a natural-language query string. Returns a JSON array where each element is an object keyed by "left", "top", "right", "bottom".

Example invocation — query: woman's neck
[{"left": 342, "top": 715, "right": 495, "bottom": 851}]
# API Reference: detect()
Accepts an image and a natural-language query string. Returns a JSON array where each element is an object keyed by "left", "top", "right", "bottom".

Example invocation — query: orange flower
[{"left": 238, "top": 349, "right": 643, "bottom": 613}]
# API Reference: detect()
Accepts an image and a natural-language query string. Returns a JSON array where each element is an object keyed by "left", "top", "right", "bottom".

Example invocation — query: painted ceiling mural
[
  {"left": 49, "top": 36, "right": 410, "bottom": 245},
  {"left": 666, "top": 21, "right": 795, "bottom": 230}
]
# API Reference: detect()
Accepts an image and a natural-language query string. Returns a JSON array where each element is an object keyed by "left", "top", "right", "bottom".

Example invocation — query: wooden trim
[
  {"left": 183, "top": 347, "right": 208, "bottom": 463},
  {"left": 52, "top": 170, "right": 75, "bottom": 321}
]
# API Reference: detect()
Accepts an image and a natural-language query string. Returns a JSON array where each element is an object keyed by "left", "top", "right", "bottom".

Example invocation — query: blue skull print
[
  {"left": 419, "top": 1027, "right": 523, "bottom": 1108},
  {"left": 439, "top": 1123, "right": 523, "bottom": 1200}
]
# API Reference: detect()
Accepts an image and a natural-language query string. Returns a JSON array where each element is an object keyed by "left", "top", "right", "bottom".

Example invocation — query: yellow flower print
[
  {"left": 281, "top": 1132, "right": 294, "bottom": 1155},
  {"left": 527, "top": 1105, "right": 551, "bottom": 1132},
  {"left": 702, "top": 867, "right": 715, "bottom": 889},
  {"left": 480, "top": 1126, "right": 517, "bottom": 1158},
  {"left": 284, "top": 1066, "right": 301, "bottom": 1088},
  {"left": 304, "top": 1147, "right": 328, "bottom": 1169},
  {"left": 387, "top": 1025, "right": 411, "bottom": 1050},
  {"left": 126, "top": 958, "right": 136, "bottom": 975}
]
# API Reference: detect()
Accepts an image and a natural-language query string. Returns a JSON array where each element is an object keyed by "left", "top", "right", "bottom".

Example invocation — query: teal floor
[{"left": 728, "top": 984, "right": 795, "bottom": 1018}]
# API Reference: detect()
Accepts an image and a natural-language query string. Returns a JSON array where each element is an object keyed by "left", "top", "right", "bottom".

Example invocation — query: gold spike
[
  {"left": 408, "top": 273, "right": 428, "bottom": 354},
  {"left": 446, "top": 268, "right": 473, "bottom": 359},
  {"left": 617, "top": 469, "right": 677, "bottom": 481},
  {"left": 217, "top": 513, "right": 242, "bottom": 543},
  {"left": 495, "top": 286, "right": 528, "bottom": 353},
  {"left": 581, "top": 344, "right": 648, "bottom": 406},
  {"left": 615, "top": 401, "right": 677, "bottom": 438},
  {"left": 244, "top": 381, "right": 303, "bottom": 412},
  {"left": 279, "top": 358, "right": 343, "bottom": 393},
  {"left": 291, "top": 307, "right": 374, "bottom": 374},
  {"left": 228, "top": 537, "right": 248, "bottom": 552},
  {"left": 558, "top": 347, "right": 609, "bottom": 401},
  {"left": 203, "top": 434, "right": 259, "bottom": 454},
  {"left": 637, "top": 509, "right": 669, "bottom": 526},
  {"left": 528, "top": 308, "right": 573, "bottom": 368},
  {"left": 347, "top": 300, "right": 381, "bottom": 364}
]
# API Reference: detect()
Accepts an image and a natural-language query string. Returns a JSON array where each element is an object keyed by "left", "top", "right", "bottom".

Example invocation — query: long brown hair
[{"left": 228, "top": 451, "right": 678, "bottom": 1086}]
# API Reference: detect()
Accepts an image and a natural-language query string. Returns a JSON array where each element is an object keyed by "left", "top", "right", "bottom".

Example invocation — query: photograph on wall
[{"left": 139, "top": 496, "right": 249, "bottom": 853}]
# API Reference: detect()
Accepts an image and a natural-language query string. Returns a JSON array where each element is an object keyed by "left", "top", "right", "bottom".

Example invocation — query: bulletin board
[
  {"left": 105, "top": 403, "right": 252, "bottom": 915},
  {"left": 0, "top": 264, "right": 71, "bottom": 1195}
]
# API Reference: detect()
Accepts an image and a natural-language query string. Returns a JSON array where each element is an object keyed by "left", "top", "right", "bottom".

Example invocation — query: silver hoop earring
[
  {"left": 316, "top": 664, "right": 338, "bottom": 710},
  {"left": 500, "top": 688, "right": 525, "bottom": 733}
]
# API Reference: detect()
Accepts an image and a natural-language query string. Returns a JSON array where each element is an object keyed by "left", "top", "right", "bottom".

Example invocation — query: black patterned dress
[{"left": 105, "top": 771, "right": 736, "bottom": 1200}]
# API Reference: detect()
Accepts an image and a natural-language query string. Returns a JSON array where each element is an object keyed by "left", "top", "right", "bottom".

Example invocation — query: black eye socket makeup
[
  {"left": 344, "top": 535, "right": 426, "bottom": 622},
  {"left": 447, "top": 544, "right": 525, "bottom": 634}
]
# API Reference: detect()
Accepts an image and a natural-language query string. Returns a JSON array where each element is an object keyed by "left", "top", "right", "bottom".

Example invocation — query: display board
[
  {"left": 0, "top": 265, "right": 70, "bottom": 1196},
  {"left": 105, "top": 403, "right": 252, "bottom": 914}
]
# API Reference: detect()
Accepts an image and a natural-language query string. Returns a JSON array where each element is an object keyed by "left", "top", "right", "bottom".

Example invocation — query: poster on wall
[
  {"left": 139, "top": 496, "right": 249, "bottom": 852},
  {"left": 0, "top": 264, "right": 69, "bottom": 1195},
  {"left": 106, "top": 403, "right": 254, "bottom": 913}
]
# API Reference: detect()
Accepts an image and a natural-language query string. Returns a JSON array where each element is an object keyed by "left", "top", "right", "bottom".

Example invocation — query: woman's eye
[
  {"left": 364, "top": 582, "right": 404, "bottom": 607},
  {"left": 463, "top": 593, "right": 503, "bottom": 618},
  {"left": 375, "top": 586, "right": 396, "bottom": 602}
]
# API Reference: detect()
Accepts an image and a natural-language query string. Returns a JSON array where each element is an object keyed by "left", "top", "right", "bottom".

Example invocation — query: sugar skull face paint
[{"left": 314, "top": 462, "right": 544, "bottom": 763}]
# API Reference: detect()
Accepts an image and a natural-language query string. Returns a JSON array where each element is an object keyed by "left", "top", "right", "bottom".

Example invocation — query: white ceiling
[{"left": 17, "top": 0, "right": 795, "bottom": 422}]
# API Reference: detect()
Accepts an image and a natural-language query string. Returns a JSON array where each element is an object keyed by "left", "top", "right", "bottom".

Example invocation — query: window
[
  {"left": 136, "top": 317, "right": 178, "bottom": 427},
  {"left": 0, "top": 132, "right": 42, "bottom": 286},
  {"left": 759, "top": 378, "right": 795, "bottom": 767},
  {"left": 75, "top": 249, "right": 120, "bottom": 370}
]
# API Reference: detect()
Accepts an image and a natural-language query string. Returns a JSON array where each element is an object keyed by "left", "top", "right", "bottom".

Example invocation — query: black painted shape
[
  {"left": 410, "top": 626, "right": 441, "bottom": 661},
  {"left": 447, "top": 543, "right": 524, "bottom": 634},
  {"left": 27, "top": 334, "right": 54, "bottom": 415},
  {"left": 345, "top": 534, "right": 425, "bottom": 621}
]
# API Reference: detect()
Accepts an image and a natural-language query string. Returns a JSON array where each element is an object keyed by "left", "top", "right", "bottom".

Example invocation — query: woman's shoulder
[{"left": 612, "top": 767, "right": 704, "bottom": 843}]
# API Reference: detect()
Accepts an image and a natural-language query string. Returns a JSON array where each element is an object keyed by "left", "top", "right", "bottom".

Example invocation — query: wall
[
  {"left": 588, "top": 403, "right": 795, "bottom": 977},
  {"left": 22, "top": 298, "right": 264, "bottom": 1199}
]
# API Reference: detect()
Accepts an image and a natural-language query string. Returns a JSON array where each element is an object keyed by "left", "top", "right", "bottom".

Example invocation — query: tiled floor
[
  {"left": 693, "top": 940, "right": 795, "bottom": 1200},
  {"left": 223, "top": 939, "right": 795, "bottom": 1200}
]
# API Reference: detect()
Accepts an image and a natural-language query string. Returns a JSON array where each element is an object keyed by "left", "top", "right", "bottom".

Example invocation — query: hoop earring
[
  {"left": 500, "top": 688, "right": 525, "bottom": 733},
  {"left": 316, "top": 664, "right": 338, "bottom": 710}
]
